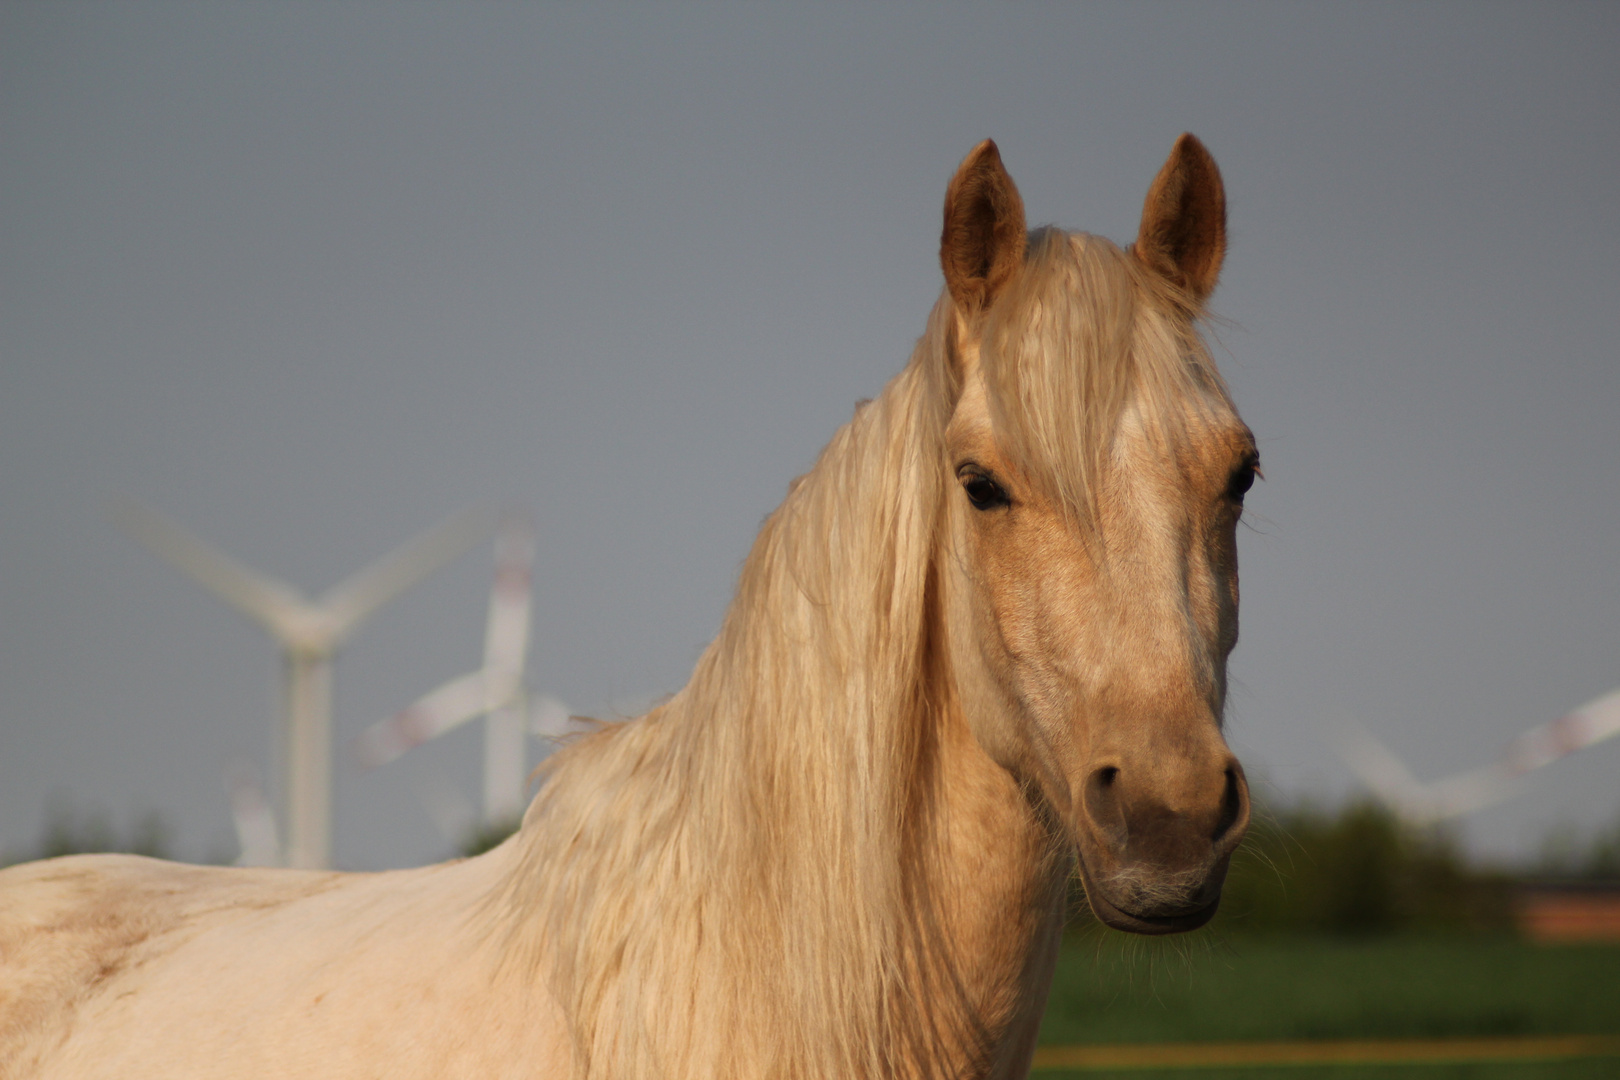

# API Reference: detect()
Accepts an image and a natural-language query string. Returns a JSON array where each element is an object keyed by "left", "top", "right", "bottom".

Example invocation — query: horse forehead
[
  {"left": 1113, "top": 394, "right": 1253, "bottom": 471},
  {"left": 943, "top": 367, "right": 995, "bottom": 451},
  {"left": 945, "top": 365, "right": 1252, "bottom": 480}
]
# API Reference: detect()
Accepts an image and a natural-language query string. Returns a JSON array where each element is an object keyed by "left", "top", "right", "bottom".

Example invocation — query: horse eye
[
  {"left": 961, "top": 473, "right": 1009, "bottom": 510},
  {"left": 1226, "top": 460, "right": 1258, "bottom": 504}
]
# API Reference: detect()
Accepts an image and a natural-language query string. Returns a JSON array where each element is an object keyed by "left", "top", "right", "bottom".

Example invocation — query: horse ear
[
  {"left": 940, "top": 140, "right": 1027, "bottom": 316},
  {"left": 1134, "top": 133, "right": 1226, "bottom": 304}
]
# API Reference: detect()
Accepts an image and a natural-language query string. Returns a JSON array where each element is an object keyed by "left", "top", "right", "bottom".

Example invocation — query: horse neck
[
  {"left": 502, "top": 352, "right": 1069, "bottom": 1079},
  {"left": 903, "top": 657, "right": 1075, "bottom": 1075}
]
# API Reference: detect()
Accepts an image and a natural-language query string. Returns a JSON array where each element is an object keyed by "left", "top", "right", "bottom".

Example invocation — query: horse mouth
[{"left": 1073, "top": 856, "right": 1222, "bottom": 936}]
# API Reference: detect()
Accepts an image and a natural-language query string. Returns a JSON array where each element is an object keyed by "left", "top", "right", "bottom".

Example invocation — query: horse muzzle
[{"left": 1072, "top": 755, "right": 1250, "bottom": 936}]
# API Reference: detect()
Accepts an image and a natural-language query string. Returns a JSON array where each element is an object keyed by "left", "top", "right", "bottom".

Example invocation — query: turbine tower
[
  {"left": 117, "top": 502, "right": 496, "bottom": 868},
  {"left": 1330, "top": 687, "right": 1620, "bottom": 825},
  {"left": 354, "top": 516, "right": 570, "bottom": 827}
]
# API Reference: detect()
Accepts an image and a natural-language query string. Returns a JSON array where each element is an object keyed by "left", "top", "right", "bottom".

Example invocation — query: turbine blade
[
  {"left": 1325, "top": 689, "right": 1620, "bottom": 826},
  {"left": 1569, "top": 686, "right": 1620, "bottom": 743},
  {"left": 1324, "top": 716, "right": 1432, "bottom": 821},
  {"left": 320, "top": 507, "right": 498, "bottom": 642},
  {"left": 1426, "top": 765, "right": 1520, "bottom": 820},
  {"left": 351, "top": 671, "right": 491, "bottom": 769},
  {"left": 114, "top": 500, "right": 311, "bottom": 640},
  {"left": 483, "top": 516, "right": 535, "bottom": 686},
  {"left": 225, "top": 763, "right": 281, "bottom": 867},
  {"left": 1501, "top": 687, "right": 1620, "bottom": 776}
]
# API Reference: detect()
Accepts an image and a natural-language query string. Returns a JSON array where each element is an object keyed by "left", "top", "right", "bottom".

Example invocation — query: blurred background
[{"left": 3, "top": 4, "right": 1618, "bottom": 885}]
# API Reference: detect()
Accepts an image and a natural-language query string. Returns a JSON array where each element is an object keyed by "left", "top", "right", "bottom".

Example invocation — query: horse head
[{"left": 936, "top": 136, "right": 1253, "bottom": 935}]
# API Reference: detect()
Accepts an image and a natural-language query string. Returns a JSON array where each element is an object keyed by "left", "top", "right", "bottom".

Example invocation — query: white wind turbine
[
  {"left": 353, "top": 516, "right": 571, "bottom": 827},
  {"left": 1329, "top": 687, "right": 1620, "bottom": 825},
  {"left": 117, "top": 502, "right": 496, "bottom": 869}
]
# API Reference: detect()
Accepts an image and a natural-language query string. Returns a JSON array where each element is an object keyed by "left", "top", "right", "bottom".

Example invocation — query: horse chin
[{"left": 1073, "top": 855, "right": 1224, "bottom": 936}]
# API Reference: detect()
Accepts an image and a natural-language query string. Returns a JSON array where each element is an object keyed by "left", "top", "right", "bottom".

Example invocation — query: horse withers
[{"left": 0, "top": 134, "right": 1254, "bottom": 1080}]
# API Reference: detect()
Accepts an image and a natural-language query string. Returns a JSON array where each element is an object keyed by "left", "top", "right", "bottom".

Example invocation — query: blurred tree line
[
  {"left": 1211, "top": 800, "right": 1518, "bottom": 935},
  {"left": 1532, "top": 812, "right": 1620, "bottom": 881},
  {"left": 2, "top": 795, "right": 182, "bottom": 867}
]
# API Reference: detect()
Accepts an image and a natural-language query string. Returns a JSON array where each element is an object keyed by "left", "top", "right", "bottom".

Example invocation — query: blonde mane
[{"left": 493, "top": 229, "right": 1223, "bottom": 1080}]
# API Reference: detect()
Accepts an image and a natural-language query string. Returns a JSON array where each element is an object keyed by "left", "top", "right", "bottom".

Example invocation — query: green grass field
[
  {"left": 1034, "top": 934, "right": 1620, "bottom": 1077},
  {"left": 1036, "top": 1065, "right": 1620, "bottom": 1080}
]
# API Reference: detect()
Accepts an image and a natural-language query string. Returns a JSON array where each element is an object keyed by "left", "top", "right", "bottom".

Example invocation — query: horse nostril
[
  {"left": 1083, "top": 765, "right": 1127, "bottom": 851},
  {"left": 1212, "top": 766, "right": 1246, "bottom": 843}
]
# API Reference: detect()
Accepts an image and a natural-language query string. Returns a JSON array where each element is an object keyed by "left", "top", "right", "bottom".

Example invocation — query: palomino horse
[{"left": 0, "top": 135, "right": 1256, "bottom": 1080}]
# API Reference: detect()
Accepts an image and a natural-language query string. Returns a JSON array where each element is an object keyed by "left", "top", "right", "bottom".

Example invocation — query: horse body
[
  {"left": 0, "top": 848, "right": 568, "bottom": 1078},
  {"left": 1, "top": 135, "right": 1255, "bottom": 1079}
]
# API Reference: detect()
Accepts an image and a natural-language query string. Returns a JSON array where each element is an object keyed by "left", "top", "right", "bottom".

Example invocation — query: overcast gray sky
[{"left": 3, "top": 3, "right": 1617, "bottom": 870}]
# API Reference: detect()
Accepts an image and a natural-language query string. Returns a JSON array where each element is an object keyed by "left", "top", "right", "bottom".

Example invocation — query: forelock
[{"left": 979, "top": 228, "right": 1227, "bottom": 527}]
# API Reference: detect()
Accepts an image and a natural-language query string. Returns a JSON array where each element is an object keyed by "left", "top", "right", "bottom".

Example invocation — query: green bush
[{"left": 1216, "top": 799, "right": 1516, "bottom": 935}]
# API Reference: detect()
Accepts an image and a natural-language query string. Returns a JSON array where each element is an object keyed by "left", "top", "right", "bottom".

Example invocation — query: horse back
[{"left": 0, "top": 853, "right": 342, "bottom": 1077}]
